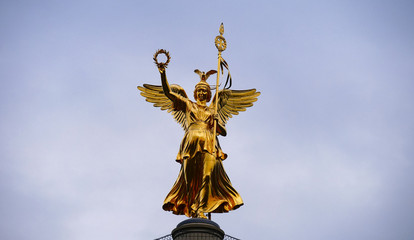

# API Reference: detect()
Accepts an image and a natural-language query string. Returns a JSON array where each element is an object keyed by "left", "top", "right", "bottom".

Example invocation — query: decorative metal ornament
[
  {"left": 219, "top": 23, "right": 224, "bottom": 35},
  {"left": 215, "top": 35, "right": 226, "bottom": 52},
  {"left": 215, "top": 23, "right": 227, "bottom": 52}
]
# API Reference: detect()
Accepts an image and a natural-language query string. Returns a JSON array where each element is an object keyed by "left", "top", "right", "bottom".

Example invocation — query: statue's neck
[{"left": 196, "top": 100, "right": 207, "bottom": 106}]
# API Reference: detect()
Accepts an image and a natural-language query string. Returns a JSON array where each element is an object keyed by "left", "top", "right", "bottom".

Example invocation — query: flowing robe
[{"left": 162, "top": 94, "right": 243, "bottom": 217}]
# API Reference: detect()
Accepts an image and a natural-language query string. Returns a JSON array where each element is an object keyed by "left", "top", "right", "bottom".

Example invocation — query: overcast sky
[{"left": 1, "top": 0, "right": 413, "bottom": 239}]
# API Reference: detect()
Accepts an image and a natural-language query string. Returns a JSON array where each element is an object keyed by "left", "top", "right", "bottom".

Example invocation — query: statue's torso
[{"left": 187, "top": 102, "right": 213, "bottom": 132}]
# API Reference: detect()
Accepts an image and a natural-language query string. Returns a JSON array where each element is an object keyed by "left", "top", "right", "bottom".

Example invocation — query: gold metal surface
[
  {"left": 215, "top": 23, "right": 226, "bottom": 52},
  {"left": 137, "top": 24, "right": 260, "bottom": 219}
]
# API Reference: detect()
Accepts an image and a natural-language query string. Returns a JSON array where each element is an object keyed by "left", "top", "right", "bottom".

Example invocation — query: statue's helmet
[{"left": 194, "top": 69, "right": 216, "bottom": 101}]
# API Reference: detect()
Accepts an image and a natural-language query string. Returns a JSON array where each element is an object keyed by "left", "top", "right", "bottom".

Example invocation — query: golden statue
[{"left": 137, "top": 24, "right": 260, "bottom": 219}]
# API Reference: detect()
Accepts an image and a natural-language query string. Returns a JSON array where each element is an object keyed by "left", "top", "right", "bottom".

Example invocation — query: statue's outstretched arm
[{"left": 159, "top": 67, "right": 176, "bottom": 102}]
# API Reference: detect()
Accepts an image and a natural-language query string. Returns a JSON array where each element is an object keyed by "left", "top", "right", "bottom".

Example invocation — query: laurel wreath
[{"left": 153, "top": 49, "right": 171, "bottom": 69}]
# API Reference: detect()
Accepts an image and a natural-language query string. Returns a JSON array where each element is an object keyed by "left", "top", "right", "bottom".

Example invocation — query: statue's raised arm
[{"left": 137, "top": 50, "right": 189, "bottom": 130}]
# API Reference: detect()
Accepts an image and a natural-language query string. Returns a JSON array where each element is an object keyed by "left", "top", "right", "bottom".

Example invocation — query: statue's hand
[
  {"left": 158, "top": 66, "right": 165, "bottom": 74},
  {"left": 208, "top": 114, "right": 218, "bottom": 126},
  {"left": 214, "top": 113, "right": 219, "bottom": 120}
]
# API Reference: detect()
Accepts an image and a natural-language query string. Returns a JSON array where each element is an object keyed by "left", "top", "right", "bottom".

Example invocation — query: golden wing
[
  {"left": 211, "top": 89, "right": 260, "bottom": 127},
  {"left": 137, "top": 84, "right": 188, "bottom": 130}
]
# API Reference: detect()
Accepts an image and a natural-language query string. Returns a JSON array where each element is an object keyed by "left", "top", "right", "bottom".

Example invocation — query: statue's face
[{"left": 195, "top": 87, "right": 210, "bottom": 102}]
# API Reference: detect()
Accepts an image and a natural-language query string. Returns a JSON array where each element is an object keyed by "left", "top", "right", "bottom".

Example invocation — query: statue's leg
[
  {"left": 196, "top": 152, "right": 215, "bottom": 218},
  {"left": 183, "top": 158, "right": 195, "bottom": 217},
  {"left": 184, "top": 155, "right": 205, "bottom": 218}
]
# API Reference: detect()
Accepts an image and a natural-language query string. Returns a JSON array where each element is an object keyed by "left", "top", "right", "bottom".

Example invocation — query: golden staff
[
  {"left": 212, "top": 23, "right": 226, "bottom": 161},
  {"left": 207, "top": 23, "right": 227, "bottom": 221}
]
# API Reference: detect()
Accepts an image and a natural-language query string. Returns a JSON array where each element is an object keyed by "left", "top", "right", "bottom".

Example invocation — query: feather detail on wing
[
  {"left": 211, "top": 89, "right": 260, "bottom": 127},
  {"left": 137, "top": 84, "right": 188, "bottom": 130}
]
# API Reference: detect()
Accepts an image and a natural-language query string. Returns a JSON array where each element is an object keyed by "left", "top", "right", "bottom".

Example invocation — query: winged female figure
[{"left": 137, "top": 53, "right": 260, "bottom": 219}]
